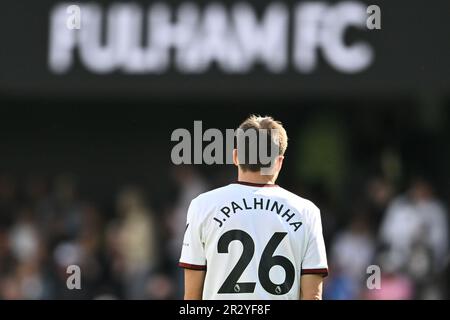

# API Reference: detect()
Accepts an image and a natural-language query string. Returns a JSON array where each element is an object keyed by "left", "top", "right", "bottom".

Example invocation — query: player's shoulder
[
  {"left": 188, "top": 185, "right": 236, "bottom": 221},
  {"left": 276, "top": 186, "right": 321, "bottom": 217}
]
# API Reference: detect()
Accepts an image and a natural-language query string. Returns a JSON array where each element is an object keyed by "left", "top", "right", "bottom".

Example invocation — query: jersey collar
[{"left": 235, "top": 181, "right": 279, "bottom": 187}]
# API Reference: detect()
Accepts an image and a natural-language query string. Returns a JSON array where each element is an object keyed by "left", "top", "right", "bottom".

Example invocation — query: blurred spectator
[
  {"left": 364, "top": 273, "right": 414, "bottom": 300},
  {"left": 379, "top": 178, "right": 448, "bottom": 298},
  {"left": 3, "top": 206, "right": 50, "bottom": 299},
  {"left": 113, "top": 186, "right": 158, "bottom": 299},
  {"left": 379, "top": 179, "right": 448, "bottom": 271},
  {"left": 167, "top": 166, "right": 208, "bottom": 260},
  {"left": 9, "top": 207, "right": 41, "bottom": 264},
  {"left": 323, "top": 273, "right": 359, "bottom": 300},
  {"left": 363, "top": 250, "right": 414, "bottom": 300},
  {"left": 37, "top": 174, "right": 83, "bottom": 240},
  {"left": 330, "top": 213, "right": 375, "bottom": 295},
  {"left": 166, "top": 166, "right": 208, "bottom": 298},
  {"left": 365, "top": 176, "right": 395, "bottom": 229},
  {"left": 327, "top": 212, "right": 375, "bottom": 299}
]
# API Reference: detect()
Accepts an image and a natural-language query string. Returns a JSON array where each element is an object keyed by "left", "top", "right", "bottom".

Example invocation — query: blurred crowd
[
  {"left": 324, "top": 177, "right": 449, "bottom": 299},
  {"left": 0, "top": 167, "right": 449, "bottom": 300}
]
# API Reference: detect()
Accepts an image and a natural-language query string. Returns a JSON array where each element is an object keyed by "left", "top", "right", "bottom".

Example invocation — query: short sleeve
[
  {"left": 179, "top": 198, "right": 207, "bottom": 270},
  {"left": 301, "top": 207, "right": 328, "bottom": 277}
]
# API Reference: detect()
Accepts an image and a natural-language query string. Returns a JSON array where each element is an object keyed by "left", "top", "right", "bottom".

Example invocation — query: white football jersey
[{"left": 179, "top": 181, "right": 328, "bottom": 300}]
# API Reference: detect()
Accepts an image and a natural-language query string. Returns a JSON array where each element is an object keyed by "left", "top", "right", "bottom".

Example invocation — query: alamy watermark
[
  {"left": 66, "top": 5, "right": 81, "bottom": 30},
  {"left": 366, "top": 265, "right": 381, "bottom": 290},
  {"left": 366, "top": 5, "right": 381, "bottom": 30},
  {"left": 171, "top": 121, "right": 280, "bottom": 175},
  {"left": 66, "top": 264, "right": 81, "bottom": 290}
]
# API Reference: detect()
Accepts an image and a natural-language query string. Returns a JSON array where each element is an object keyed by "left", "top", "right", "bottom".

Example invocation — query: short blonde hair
[{"left": 237, "top": 115, "right": 288, "bottom": 172}]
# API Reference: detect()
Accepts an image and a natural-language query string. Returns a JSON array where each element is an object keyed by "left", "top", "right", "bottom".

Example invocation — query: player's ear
[
  {"left": 276, "top": 155, "right": 284, "bottom": 172},
  {"left": 232, "top": 149, "right": 239, "bottom": 167}
]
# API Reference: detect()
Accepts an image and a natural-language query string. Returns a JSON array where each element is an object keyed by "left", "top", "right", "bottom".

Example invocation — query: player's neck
[{"left": 237, "top": 171, "right": 277, "bottom": 185}]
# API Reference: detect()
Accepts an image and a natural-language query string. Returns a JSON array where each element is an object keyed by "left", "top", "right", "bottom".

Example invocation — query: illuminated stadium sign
[
  {"left": 48, "top": 1, "right": 375, "bottom": 75},
  {"left": 1, "top": 0, "right": 449, "bottom": 97}
]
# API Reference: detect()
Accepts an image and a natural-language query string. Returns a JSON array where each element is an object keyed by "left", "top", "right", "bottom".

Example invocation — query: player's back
[{"left": 179, "top": 181, "right": 328, "bottom": 300}]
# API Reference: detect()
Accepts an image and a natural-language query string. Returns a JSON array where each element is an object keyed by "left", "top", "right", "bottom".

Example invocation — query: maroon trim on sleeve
[
  {"left": 235, "top": 181, "right": 279, "bottom": 187},
  {"left": 301, "top": 268, "right": 329, "bottom": 277},
  {"left": 179, "top": 262, "right": 207, "bottom": 271}
]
